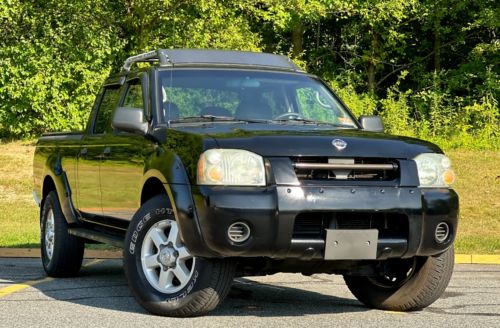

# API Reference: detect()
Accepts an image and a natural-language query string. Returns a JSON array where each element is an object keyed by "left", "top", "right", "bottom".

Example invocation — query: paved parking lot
[{"left": 0, "top": 258, "right": 498, "bottom": 327}]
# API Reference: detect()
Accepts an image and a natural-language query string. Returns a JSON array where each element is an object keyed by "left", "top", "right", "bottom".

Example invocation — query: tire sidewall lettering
[
  {"left": 129, "top": 212, "right": 152, "bottom": 255},
  {"left": 156, "top": 208, "right": 173, "bottom": 216},
  {"left": 164, "top": 270, "right": 199, "bottom": 303}
]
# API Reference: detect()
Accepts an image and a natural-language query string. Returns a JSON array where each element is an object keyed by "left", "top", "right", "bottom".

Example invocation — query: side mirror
[
  {"left": 112, "top": 107, "right": 148, "bottom": 135},
  {"left": 359, "top": 115, "right": 384, "bottom": 132}
]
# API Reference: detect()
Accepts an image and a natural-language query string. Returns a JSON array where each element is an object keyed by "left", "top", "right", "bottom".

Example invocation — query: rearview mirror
[
  {"left": 359, "top": 115, "right": 384, "bottom": 132},
  {"left": 112, "top": 107, "right": 148, "bottom": 135}
]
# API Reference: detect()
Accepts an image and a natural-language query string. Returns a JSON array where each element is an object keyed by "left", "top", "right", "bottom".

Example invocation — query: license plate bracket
[{"left": 324, "top": 229, "right": 378, "bottom": 260}]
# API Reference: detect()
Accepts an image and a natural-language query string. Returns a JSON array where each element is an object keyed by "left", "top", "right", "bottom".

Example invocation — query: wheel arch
[
  {"left": 40, "top": 173, "right": 78, "bottom": 224},
  {"left": 42, "top": 175, "right": 57, "bottom": 201},
  {"left": 141, "top": 177, "right": 169, "bottom": 205},
  {"left": 40, "top": 175, "right": 57, "bottom": 224}
]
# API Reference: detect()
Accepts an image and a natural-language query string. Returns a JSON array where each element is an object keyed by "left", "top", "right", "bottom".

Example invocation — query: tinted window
[
  {"left": 159, "top": 69, "right": 356, "bottom": 126},
  {"left": 123, "top": 81, "right": 144, "bottom": 109},
  {"left": 94, "top": 87, "right": 120, "bottom": 134},
  {"left": 295, "top": 86, "right": 353, "bottom": 125},
  {"left": 166, "top": 87, "right": 239, "bottom": 117}
]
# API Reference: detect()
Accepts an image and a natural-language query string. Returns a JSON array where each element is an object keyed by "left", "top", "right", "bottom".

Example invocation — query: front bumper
[{"left": 184, "top": 184, "right": 459, "bottom": 260}]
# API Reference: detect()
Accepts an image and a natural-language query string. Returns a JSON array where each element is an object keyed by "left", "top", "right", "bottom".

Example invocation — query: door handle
[{"left": 103, "top": 147, "right": 111, "bottom": 156}]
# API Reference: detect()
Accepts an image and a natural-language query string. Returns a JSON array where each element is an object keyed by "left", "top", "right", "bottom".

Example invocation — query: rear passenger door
[{"left": 77, "top": 85, "right": 121, "bottom": 217}]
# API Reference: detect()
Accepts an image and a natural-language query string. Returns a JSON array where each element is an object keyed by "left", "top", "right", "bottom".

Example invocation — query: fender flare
[
  {"left": 142, "top": 161, "right": 216, "bottom": 257},
  {"left": 40, "top": 154, "right": 79, "bottom": 224}
]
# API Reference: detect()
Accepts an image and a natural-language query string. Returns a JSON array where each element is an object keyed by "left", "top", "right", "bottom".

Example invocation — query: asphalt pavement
[{"left": 0, "top": 258, "right": 498, "bottom": 327}]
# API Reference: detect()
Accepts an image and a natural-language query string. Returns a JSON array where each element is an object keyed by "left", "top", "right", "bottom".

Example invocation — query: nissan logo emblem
[{"left": 332, "top": 139, "right": 347, "bottom": 150}]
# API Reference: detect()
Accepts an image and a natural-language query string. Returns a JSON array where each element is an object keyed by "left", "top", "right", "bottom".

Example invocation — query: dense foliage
[{"left": 1, "top": 0, "right": 498, "bottom": 149}]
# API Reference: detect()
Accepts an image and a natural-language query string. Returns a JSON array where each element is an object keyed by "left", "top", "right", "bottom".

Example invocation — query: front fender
[{"left": 144, "top": 149, "right": 216, "bottom": 257}]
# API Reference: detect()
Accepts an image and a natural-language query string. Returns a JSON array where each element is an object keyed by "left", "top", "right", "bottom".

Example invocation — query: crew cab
[{"left": 33, "top": 49, "right": 459, "bottom": 317}]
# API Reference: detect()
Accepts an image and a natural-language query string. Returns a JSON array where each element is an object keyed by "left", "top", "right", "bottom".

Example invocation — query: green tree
[
  {"left": 0, "top": 0, "right": 123, "bottom": 136},
  {"left": 0, "top": 0, "right": 497, "bottom": 149}
]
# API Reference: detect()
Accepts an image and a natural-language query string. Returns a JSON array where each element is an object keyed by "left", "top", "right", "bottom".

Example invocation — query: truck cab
[{"left": 33, "top": 49, "right": 458, "bottom": 317}]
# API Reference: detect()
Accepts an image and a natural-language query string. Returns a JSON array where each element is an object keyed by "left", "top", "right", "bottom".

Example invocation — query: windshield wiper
[
  {"left": 271, "top": 117, "right": 355, "bottom": 128},
  {"left": 169, "top": 115, "right": 269, "bottom": 124},
  {"left": 168, "top": 115, "right": 355, "bottom": 128},
  {"left": 170, "top": 115, "right": 233, "bottom": 123}
]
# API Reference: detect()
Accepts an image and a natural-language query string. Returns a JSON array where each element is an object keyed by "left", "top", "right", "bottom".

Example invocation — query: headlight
[
  {"left": 197, "top": 149, "right": 266, "bottom": 186},
  {"left": 413, "top": 153, "right": 456, "bottom": 188}
]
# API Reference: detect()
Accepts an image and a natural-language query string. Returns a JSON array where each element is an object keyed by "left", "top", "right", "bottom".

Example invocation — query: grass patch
[
  {"left": 0, "top": 141, "right": 40, "bottom": 247},
  {"left": 447, "top": 150, "right": 500, "bottom": 254},
  {"left": 0, "top": 142, "right": 498, "bottom": 254}
]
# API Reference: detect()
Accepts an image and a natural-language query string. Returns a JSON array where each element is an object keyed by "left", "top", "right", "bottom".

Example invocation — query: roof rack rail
[
  {"left": 122, "top": 50, "right": 170, "bottom": 72},
  {"left": 122, "top": 49, "right": 301, "bottom": 72}
]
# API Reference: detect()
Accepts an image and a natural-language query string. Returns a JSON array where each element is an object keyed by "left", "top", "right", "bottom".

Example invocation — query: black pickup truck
[{"left": 33, "top": 49, "right": 458, "bottom": 317}]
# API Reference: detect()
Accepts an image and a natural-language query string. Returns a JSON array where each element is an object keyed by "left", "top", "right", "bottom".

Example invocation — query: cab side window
[
  {"left": 123, "top": 80, "right": 144, "bottom": 109},
  {"left": 93, "top": 86, "right": 120, "bottom": 134}
]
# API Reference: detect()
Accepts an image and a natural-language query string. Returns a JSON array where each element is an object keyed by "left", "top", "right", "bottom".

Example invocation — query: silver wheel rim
[
  {"left": 141, "top": 219, "right": 195, "bottom": 294},
  {"left": 44, "top": 210, "right": 55, "bottom": 260}
]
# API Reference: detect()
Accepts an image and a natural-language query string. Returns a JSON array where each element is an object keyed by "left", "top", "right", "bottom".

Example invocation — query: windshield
[{"left": 158, "top": 69, "right": 357, "bottom": 127}]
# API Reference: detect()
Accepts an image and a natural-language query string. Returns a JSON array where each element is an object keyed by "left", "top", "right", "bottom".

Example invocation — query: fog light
[
  {"left": 435, "top": 222, "right": 450, "bottom": 243},
  {"left": 228, "top": 222, "right": 251, "bottom": 243}
]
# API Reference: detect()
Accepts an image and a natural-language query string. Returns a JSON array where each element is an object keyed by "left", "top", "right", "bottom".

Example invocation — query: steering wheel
[{"left": 273, "top": 112, "right": 302, "bottom": 120}]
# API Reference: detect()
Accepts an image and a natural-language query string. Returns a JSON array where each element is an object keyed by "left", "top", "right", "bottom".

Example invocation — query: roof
[{"left": 122, "top": 49, "right": 301, "bottom": 72}]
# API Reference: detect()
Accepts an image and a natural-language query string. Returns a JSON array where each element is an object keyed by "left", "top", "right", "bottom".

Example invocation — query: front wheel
[
  {"left": 123, "top": 195, "right": 235, "bottom": 317},
  {"left": 344, "top": 246, "right": 455, "bottom": 311}
]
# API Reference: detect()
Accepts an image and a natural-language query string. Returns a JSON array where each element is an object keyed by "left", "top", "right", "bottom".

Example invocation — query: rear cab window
[{"left": 93, "top": 86, "right": 121, "bottom": 134}]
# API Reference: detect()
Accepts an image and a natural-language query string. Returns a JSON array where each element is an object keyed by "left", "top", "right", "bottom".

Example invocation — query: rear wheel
[
  {"left": 41, "top": 191, "right": 84, "bottom": 277},
  {"left": 344, "top": 246, "right": 454, "bottom": 311},
  {"left": 123, "top": 195, "right": 235, "bottom": 317}
]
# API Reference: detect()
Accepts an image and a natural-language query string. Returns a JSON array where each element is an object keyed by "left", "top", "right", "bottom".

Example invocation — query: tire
[
  {"left": 41, "top": 191, "right": 84, "bottom": 277},
  {"left": 123, "top": 195, "right": 235, "bottom": 317},
  {"left": 344, "top": 246, "right": 454, "bottom": 311}
]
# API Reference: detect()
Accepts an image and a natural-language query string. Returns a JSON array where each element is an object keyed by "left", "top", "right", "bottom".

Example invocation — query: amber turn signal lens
[
  {"left": 442, "top": 169, "right": 456, "bottom": 186},
  {"left": 207, "top": 166, "right": 223, "bottom": 182}
]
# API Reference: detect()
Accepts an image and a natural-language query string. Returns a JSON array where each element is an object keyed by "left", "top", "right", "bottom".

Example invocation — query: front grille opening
[
  {"left": 290, "top": 157, "right": 400, "bottom": 182},
  {"left": 292, "top": 212, "right": 330, "bottom": 238},
  {"left": 292, "top": 212, "right": 408, "bottom": 239}
]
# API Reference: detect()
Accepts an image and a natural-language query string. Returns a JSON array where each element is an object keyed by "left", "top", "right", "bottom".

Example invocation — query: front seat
[{"left": 235, "top": 92, "right": 272, "bottom": 120}]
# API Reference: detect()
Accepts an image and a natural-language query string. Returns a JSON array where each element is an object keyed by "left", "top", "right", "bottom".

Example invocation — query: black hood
[{"left": 167, "top": 123, "right": 441, "bottom": 159}]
